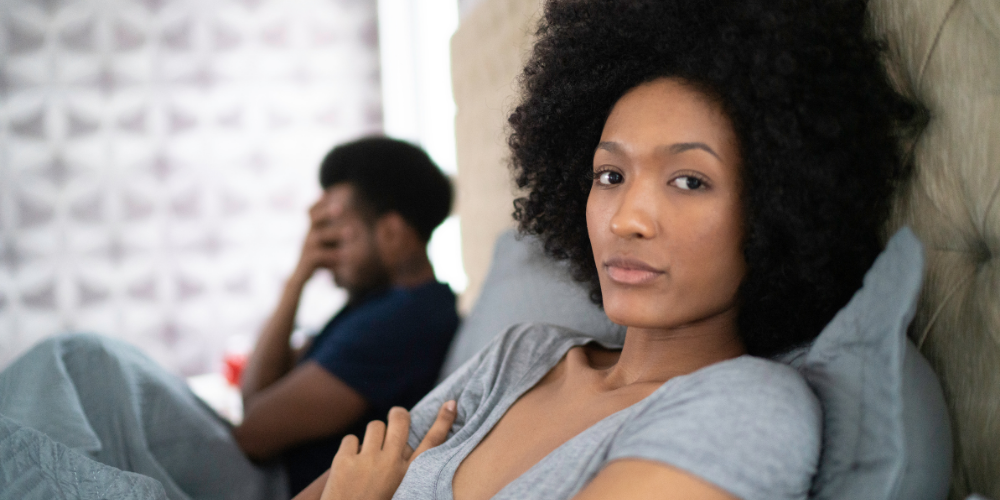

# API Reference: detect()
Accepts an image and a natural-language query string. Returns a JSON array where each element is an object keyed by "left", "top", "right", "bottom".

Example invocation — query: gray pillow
[
  {"left": 438, "top": 230, "right": 624, "bottom": 378},
  {"left": 790, "top": 227, "right": 952, "bottom": 500}
]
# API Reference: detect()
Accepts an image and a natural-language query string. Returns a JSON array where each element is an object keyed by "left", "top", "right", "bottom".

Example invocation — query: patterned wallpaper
[{"left": 0, "top": 0, "right": 381, "bottom": 375}]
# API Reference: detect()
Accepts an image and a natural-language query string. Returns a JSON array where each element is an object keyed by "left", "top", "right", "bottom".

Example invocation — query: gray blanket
[
  {"left": 0, "top": 413, "right": 168, "bottom": 499},
  {"left": 0, "top": 334, "right": 287, "bottom": 500}
]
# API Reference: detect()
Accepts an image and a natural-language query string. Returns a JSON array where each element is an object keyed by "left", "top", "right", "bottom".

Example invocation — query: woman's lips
[{"left": 604, "top": 257, "right": 664, "bottom": 285}]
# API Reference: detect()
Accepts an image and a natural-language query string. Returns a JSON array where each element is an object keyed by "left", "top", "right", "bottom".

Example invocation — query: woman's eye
[
  {"left": 595, "top": 171, "right": 624, "bottom": 185},
  {"left": 670, "top": 175, "right": 705, "bottom": 190}
]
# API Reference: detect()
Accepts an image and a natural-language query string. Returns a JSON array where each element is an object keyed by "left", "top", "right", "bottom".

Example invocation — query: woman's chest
[{"left": 451, "top": 370, "right": 655, "bottom": 500}]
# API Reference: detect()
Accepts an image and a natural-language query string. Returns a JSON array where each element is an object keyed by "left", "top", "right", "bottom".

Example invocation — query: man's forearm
[{"left": 241, "top": 272, "right": 309, "bottom": 401}]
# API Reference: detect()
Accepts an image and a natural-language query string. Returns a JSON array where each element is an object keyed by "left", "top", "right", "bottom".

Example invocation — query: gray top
[{"left": 397, "top": 323, "right": 821, "bottom": 500}]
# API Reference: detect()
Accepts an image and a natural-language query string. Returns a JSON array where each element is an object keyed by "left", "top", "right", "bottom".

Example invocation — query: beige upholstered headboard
[
  {"left": 872, "top": 0, "right": 1000, "bottom": 498},
  {"left": 450, "top": 0, "right": 543, "bottom": 312},
  {"left": 450, "top": 0, "right": 1000, "bottom": 497}
]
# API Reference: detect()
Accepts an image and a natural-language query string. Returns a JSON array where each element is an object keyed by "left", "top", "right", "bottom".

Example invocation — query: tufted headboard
[{"left": 871, "top": 0, "right": 1000, "bottom": 497}]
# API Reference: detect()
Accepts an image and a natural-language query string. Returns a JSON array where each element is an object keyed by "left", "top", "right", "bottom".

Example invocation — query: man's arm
[
  {"left": 241, "top": 192, "right": 350, "bottom": 400},
  {"left": 236, "top": 192, "right": 367, "bottom": 460},
  {"left": 236, "top": 259, "right": 369, "bottom": 461},
  {"left": 235, "top": 361, "right": 368, "bottom": 460},
  {"left": 240, "top": 273, "right": 310, "bottom": 400}
]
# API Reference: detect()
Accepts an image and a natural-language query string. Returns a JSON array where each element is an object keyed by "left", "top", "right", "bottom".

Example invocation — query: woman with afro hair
[{"left": 296, "top": 0, "right": 918, "bottom": 499}]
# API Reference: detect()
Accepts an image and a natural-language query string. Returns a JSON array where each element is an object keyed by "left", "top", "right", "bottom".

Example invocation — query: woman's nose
[{"left": 609, "top": 184, "right": 656, "bottom": 239}]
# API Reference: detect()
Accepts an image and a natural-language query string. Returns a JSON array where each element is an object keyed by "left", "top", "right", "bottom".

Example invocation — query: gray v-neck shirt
[{"left": 396, "top": 323, "right": 820, "bottom": 500}]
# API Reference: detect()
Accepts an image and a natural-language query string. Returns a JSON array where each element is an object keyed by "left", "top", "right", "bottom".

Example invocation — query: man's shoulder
[
  {"left": 321, "top": 281, "right": 458, "bottom": 342},
  {"left": 353, "top": 281, "right": 456, "bottom": 320}
]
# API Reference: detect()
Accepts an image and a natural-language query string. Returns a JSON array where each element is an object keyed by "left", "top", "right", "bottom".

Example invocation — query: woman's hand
[{"left": 318, "top": 400, "right": 457, "bottom": 500}]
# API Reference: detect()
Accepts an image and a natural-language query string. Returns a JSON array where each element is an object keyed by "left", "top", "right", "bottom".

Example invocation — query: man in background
[{"left": 232, "top": 136, "right": 459, "bottom": 495}]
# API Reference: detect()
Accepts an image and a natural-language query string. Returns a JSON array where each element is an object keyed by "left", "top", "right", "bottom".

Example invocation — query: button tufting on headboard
[{"left": 872, "top": 0, "right": 1000, "bottom": 497}]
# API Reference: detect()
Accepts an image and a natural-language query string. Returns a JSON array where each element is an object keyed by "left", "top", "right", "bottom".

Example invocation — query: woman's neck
[{"left": 600, "top": 309, "right": 746, "bottom": 389}]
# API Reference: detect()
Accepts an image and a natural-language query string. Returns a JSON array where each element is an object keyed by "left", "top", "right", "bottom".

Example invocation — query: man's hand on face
[{"left": 292, "top": 192, "right": 360, "bottom": 285}]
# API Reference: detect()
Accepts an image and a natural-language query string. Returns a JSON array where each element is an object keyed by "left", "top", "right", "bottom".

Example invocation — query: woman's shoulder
[
  {"left": 682, "top": 355, "right": 816, "bottom": 400},
  {"left": 618, "top": 355, "right": 822, "bottom": 457},
  {"left": 610, "top": 356, "right": 821, "bottom": 499},
  {"left": 644, "top": 355, "right": 820, "bottom": 427}
]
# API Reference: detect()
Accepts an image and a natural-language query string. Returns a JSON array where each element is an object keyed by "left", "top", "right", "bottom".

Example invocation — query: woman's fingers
[
  {"left": 384, "top": 407, "right": 411, "bottom": 457},
  {"left": 338, "top": 434, "right": 360, "bottom": 456},
  {"left": 361, "top": 419, "right": 387, "bottom": 455},
  {"left": 321, "top": 407, "right": 443, "bottom": 500},
  {"left": 411, "top": 400, "right": 457, "bottom": 460}
]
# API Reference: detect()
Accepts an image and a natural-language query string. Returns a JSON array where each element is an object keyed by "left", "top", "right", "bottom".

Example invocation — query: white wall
[{"left": 377, "top": 0, "right": 467, "bottom": 294}]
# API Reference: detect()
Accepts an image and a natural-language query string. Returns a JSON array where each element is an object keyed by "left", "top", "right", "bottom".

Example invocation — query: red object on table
[{"left": 222, "top": 353, "right": 248, "bottom": 386}]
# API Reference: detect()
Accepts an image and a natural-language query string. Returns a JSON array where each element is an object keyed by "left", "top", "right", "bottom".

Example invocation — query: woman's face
[{"left": 587, "top": 77, "right": 745, "bottom": 332}]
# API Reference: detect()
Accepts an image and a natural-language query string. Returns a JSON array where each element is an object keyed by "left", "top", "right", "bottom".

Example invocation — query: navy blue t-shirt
[{"left": 282, "top": 281, "right": 459, "bottom": 494}]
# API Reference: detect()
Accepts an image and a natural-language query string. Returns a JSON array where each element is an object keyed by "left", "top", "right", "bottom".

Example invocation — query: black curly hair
[{"left": 509, "top": 0, "right": 919, "bottom": 357}]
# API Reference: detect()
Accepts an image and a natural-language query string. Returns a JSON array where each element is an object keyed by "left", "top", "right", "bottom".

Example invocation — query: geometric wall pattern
[{"left": 0, "top": 0, "right": 380, "bottom": 375}]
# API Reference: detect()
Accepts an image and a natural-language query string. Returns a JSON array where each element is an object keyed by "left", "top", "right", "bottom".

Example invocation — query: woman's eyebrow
[
  {"left": 596, "top": 141, "right": 721, "bottom": 161},
  {"left": 664, "top": 142, "right": 721, "bottom": 161},
  {"left": 595, "top": 141, "right": 622, "bottom": 154}
]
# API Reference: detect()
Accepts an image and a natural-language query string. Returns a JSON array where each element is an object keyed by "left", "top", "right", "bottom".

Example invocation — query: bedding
[
  {"left": 793, "top": 228, "right": 951, "bottom": 500},
  {"left": 0, "top": 413, "right": 167, "bottom": 500},
  {"left": 0, "top": 333, "right": 287, "bottom": 500}
]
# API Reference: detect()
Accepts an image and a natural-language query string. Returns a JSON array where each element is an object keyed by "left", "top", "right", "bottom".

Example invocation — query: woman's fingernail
[{"left": 445, "top": 400, "right": 456, "bottom": 412}]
